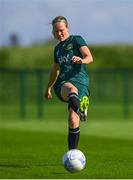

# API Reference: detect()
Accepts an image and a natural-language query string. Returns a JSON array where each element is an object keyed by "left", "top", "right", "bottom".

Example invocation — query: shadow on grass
[{"left": 0, "top": 162, "right": 62, "bottom": 169}]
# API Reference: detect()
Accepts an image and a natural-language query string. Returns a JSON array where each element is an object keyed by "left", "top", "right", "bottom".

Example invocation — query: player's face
[{"left": 53, "top": 22, "right": 69, "bottom": 41}]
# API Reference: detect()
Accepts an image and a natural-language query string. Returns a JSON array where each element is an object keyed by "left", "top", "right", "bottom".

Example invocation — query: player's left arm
[{"left": 72, "top": 46, "right": 93, "bottom": 65}]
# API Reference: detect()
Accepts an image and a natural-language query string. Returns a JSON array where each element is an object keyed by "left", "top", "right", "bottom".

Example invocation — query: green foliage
[
  {"left": 0, "top": 44, "right": 133, "bottom": 70},
  {"left": 0, "top": 44, "right": 54, "bottom": 70},
  {"left": 90, "top": 45, "right": 133, "bottom": 69},
  {"left": 0, "top": 48, "right": 9, "bottom": 67}
]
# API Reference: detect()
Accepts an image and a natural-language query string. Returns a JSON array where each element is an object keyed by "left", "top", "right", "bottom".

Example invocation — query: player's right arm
[{"left": 44, "top": 63, "right": 60, "bottom": 99}]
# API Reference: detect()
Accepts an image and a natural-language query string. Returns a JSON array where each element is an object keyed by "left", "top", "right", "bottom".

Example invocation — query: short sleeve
[{"left": 74, "top": 35, "right": 88, "bottom": 49}]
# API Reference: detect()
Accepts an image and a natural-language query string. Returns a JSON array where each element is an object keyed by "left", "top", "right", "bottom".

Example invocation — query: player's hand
[
  {"left": 44, "top": 88, "right": 52, "bottom": 100},
  {"left": 72, "top": 56, "right": 83, "bottom": 64}
]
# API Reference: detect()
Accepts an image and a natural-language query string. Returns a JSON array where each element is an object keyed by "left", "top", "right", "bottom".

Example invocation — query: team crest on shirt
[{"left": 65, "top": 43, "right": 73, "bottom": 50}]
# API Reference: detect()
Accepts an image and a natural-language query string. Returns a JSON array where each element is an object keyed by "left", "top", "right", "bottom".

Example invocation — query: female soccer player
[{"left": 44, "top": 16, "right": 93, "bottom": 150}]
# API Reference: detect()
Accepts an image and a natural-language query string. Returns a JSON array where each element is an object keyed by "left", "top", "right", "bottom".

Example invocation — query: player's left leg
[
  {"left": 68, "top": 108, "right": 80, "bottom": 149},
  {"left": 60, "top": 82, "right": 80, "bottom": 150}
]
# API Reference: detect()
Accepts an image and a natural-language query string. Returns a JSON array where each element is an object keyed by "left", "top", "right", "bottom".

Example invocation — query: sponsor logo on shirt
[{"left": 58, "top": 54, "right": 70, "bottom": 64}]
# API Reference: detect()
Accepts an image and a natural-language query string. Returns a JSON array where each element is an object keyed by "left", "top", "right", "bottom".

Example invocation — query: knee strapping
[{"left": 68, "top": 93, "right": 80, "bottom": 113}]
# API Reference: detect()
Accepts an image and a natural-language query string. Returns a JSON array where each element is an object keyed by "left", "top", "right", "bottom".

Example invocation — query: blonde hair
[{"left": 52, "top": 16, "right": 68, "bottom": 27}]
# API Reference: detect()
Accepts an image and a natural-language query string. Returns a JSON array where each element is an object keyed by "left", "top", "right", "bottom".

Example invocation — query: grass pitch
[{"left": 0, "top": 120, "right": 133, "bottom": 179}]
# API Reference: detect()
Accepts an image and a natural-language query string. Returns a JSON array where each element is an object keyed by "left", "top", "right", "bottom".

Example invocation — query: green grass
[
  {"left": 0, "top": 120, "right": 133, "bottom": 179},
  {"left": 1, "top": 102, "right": 133, "bottom": 120}
]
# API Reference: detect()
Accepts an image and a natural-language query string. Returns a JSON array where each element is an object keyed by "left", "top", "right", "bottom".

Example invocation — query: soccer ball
[{"left": 62, "top": 149, "right": 86, "bottom": 173}]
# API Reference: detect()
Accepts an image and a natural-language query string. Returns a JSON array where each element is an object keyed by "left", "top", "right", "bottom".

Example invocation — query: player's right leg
[
  {"left": 72, "top": 82, "right": 90, "bottom": 121},
  {"left": 60, "top": 82, "right": 78, "bottom": 101},
  {"left": 60, "top": 82, "right": 89, "bottom": 121},
  {"left": 79, "top": 96, "right": 89, "bottom": 121},
  {"left": 60, "top": 82, "right": 81, "bottom": 115}
]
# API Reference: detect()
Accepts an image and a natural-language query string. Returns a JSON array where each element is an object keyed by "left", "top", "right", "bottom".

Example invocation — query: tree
[{"left": 9, "top": 33, "right": 19, "bottom": 46}]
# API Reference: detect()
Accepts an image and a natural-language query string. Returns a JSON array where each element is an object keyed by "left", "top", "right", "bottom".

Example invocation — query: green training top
[{"left": 54, "top": 35, "right": 89, "bottom": 87}]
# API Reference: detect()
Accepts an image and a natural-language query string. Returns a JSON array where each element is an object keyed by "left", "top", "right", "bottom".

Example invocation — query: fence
[{"left": 0, "top": 68, "right": 133, "bottom": 120}]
